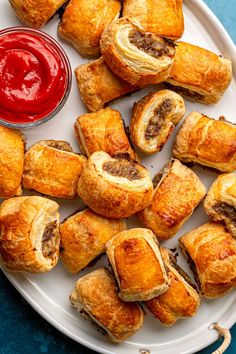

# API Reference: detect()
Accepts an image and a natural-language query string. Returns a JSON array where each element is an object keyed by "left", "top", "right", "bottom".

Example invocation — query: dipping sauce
[{"left": 0, "top": 27, "right": 71, "bottom": 127}]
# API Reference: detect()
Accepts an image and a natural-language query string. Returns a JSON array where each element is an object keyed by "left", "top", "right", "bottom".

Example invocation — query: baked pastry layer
[
  {"left": 77, "top": 151, "right": 153, "bottom": 218},
  {"left": 75, "top": 107, "right": 136, "bottom": 159},
  {"left": 145, "top": 247, "right": 200, "bottom": 325},
  {"left": 130, "top": 89, "right": 185, "bottom": 154},
  {"left": 204, "top": 173, "right": 236, "bottom": 237},
  {"left": 173, "top": 112, "right": 236, "bottom": 172},
  {"left": 75, "top": 57, "right": 139, "bottom": 112},
  {"left": 9, "top": 0, "right": 67, "bottom": 28},
  {"left": 58, "top": 0, "right": 121, "bottom": 56},
  {"left": 0, "top": 126, "right": 25, "bottom": 198},
  {"left": 100, "top": 17, "right": 176, "bottom": 86},
  {"left": 106, "top": 228, "right": 170, "bottom": 301},
  {"left": 179, "top": 222, "right": 236, "bottom": 298},
  {"left": 138, "top": 159, "right": 206, "bottom": 240},
  {"left": 60, "top": 208, "right": 126, "bottom": 273},
  {"left": 0, "top": 196, "right": 60, "bottom": 273},
  {"left": 23, "top": 140, "right": 87, "bottom": 198},
  {"left": 165, "top": 42, "right": 232, "bottom": 104},
  {"left": 70, "top": 268, "right": 144, "bottom": 342},
  {"left": 123, "top": 0, "right": 184, "bottom": 40}
]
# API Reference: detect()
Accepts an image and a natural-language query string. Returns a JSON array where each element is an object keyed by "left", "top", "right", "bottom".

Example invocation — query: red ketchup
[{"left": 0, "top": 29, "right": 69, "bottom": 125}]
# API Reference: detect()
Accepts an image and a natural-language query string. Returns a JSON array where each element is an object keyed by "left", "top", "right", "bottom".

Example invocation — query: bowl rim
[{"left": 0, "top": 26, "right": 72, "bottom": 129}]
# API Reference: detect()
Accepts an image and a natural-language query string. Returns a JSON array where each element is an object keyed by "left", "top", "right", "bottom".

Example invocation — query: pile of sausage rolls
[{"left": 3, "top": 0, "right": 236, "bottom": 344}]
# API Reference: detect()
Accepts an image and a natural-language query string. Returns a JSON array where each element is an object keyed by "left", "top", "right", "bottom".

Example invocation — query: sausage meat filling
[
  {"left": 129, "top": 30, "right": 172, "bottom": 58},
  {"left": 42, "top": 221, "right": 58, "bottom": 258},
  {"left": 169, "top": 253, "right": 199, "bottom": 293},
  {"left": 103, "top": 158, "right": 141, "bottom": 181},
  {"left": 47, "top": 141, "right": 73, "bottom": 152},
  {"left": 145, "top": 99, "right": 173, "bottom": 140},
  {"left": 152, "top": 159, "right": 173, "bottom": 188},
  {"left": 184, "top": 250, "right": 201, "bottom": 291},
  {"left": 165, "top": 84, "right": 205, "bottom": 100},
  {"left": 214, "top": 202, "right": 236, "bottom": 226}
]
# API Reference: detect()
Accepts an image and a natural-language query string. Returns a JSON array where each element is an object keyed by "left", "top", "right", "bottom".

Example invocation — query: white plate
[{"left": 1, "top": 1, "right": 236, "bottom": 353}]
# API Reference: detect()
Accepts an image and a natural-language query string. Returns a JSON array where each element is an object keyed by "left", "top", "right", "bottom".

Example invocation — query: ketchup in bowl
[{"left": 0, "top": 27, "right": 71, "bottom": 128}]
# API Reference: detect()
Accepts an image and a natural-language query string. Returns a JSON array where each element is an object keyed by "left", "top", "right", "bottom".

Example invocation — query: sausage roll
[
  {"left": 130, "top": 90, "right": 185, "bottom": 154},
  {"left": 9, "top": 0, "right": 67, "bottom": 28},
  {"left": 70, "top": 268, "right": 144, "bottom": 342},
  {"left": 74, "top": 108, "right": 136, "bottom": 159},
  {"left": 75, "top": 57, "right": 139, "bottom": 112},
  {"left": 123, "top": 0, "right": 184, "bottom": 40},
  {"left": 0, "top": 196, "right": 60, "bottom": 273},
  {"left": 100, "top": 17, "right": 176, "bottom": 86},
  {"left": 146, "top": 248, "right": 200, "bottom": 325},
  {"left": 173, "top": 112, "right": 236, "bottom": 172},
  {"left": 77, "top": 151, "right": 153, "bottom": 218},
  {"left": 179, "top": 222, "right": 236, "bottom": 299},
  {"left": 58, "top": 0, "right": 121, "bottom": 56},
  {"left": 165, "top": 42, "right": 232, "bottom": 104},
  {"left": 106, "top": 228, "right": 169, "bottom": 301},
  {"left": 23, "top": 140, "right": 87, "bottom": 199},
  {"left": 204, "top": 173, "right": 236, "bottom": 238},
  {"left": 60, "top": 208, "right": 126, "bottom": 273},
  {"left": 138, "top": 159, "right": 206, "bottom": 240},
  {"left": 0, "top": 126, "right": 25, "bottom": 198}
]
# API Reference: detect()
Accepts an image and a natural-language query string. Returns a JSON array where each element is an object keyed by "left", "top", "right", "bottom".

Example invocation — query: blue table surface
[{"left": 1, "top": 1, "right": 236, "bottom": 353}]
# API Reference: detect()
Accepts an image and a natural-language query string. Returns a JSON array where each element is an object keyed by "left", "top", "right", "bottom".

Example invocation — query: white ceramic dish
[{"left": 1, "top": 1, "right": 236, "bottom": 353}]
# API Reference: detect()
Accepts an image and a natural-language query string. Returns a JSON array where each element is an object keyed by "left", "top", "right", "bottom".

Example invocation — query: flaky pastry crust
[
  {"left": 100, "top": 17, "right": 176, "bottom": 86},
  {"left": 130, "top": 89, "right": 185, "bottom": 154},
  {"left": 23, "top": 140, "right": 87, "bottom": 198},
  {"left": 77, "top": 151, "right": 153, "bottom": 218},
  {"left": 204, "top": 173, "right": 236, "bottom": 237},
  {"left": 75, "top": 57, "right": 139, "bottom": 112},
  {"left": 166, "top": 42, "right": 232, "bottom": 104},
  {"left": 74, "top": 107, "right": 136, "bottom": 159},
  {"left": 0, "top": 126, "right": 25, "bottom": 198},
  {"left": 9, "top": 0, "right": 67, "bottom": 28},
  {"left": 173, "top": 112, "right": 236, "bottom": 172},
  {"left": 145, "top": 247, "right": 200, "bottom": 325},
  {"left": 58, "top": 0, "right": 121, "bottom": 56},
  {"left": 0, "top": 196, "right": 60, "bottom": 273},
  {"left": 70, "top": 268, "right": 144, "bottom": 342},
  {"left": 106, "top": 228, "right": 170, "bottom": 301},
  {"left": 60, "top": 208, "right": 126, "bottom": 273},
  {"left": 138, "top": 159, "right": 206, "bottom": 240},
  {"left": 179, "top": 222, "right": 236, "bottom": 299},
  {"left": 123, "top": 0, "right": 184, "bottom": 40}
]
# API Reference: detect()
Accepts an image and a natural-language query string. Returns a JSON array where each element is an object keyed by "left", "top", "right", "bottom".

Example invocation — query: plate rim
[
  {"left": 2, "top": 269, "right": 236, "bottom": 354},
  {"left": 1, "top": 0, "right": 236, "bottom": 353}
]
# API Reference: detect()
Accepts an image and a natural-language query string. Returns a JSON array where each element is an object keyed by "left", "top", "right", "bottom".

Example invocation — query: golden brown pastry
[
  {"left": 204, "top": 173, "right": 236, "bottom": 237},
  {"left": 130, "top": 90, "right": 185, "bottom": 154},
  {"left": 123, "top": 0, "right": 184, "bottom": 40},
  {"left": 145, "top": 248, "right": 200, "bottom": 325},
  {"left": 74, "top": 108, "right": 136, "bottom": 159},
  {"left": 165, "top": 42, "right": 232, "bottom": 104},
  {"left": 0, "top": 126, "right": 24, "bottom": 198},
  {"left": 138, "top": 159, "right": 206, "bottom": 240},
  {"left": 23, "top": 140, "right": 87, "bottom": 199},
  {"left": 58, "top": 0, "right": 121, "bottom": 56},
  {"left": 77, "top": 151, "right": 153, "bottom": 218},
  {"left": 173, "top": 112, "right": 236, "bottom": 172},
  {"left": 179, "top": 222, "right": 236, "bottom": 299},
  {"left": 75, "top": 57, "right": 139, "bottom": 112},
  {"left": 106, "top": 228, "right": 170, "bottom": 301},
  {"left": 60, "top": 208, "right": 126, "bottom": 273},
  {"left": 70, "top": 268, "right": 144, "bottom": 342},
  {"left": 9, "top": 0, "right": 67, "bottom": 28},
  {"left": 100, "top": 17, "right": 176, "bottom": 86},
  {"left": 0, "top": 196, "right": 60, "bottom": 273}
]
